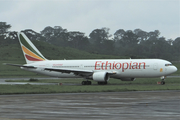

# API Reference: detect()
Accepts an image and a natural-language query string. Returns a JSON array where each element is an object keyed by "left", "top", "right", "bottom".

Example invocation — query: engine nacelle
[
  {"left": 92, "top": 72, "right": 109, "bottom": 82},
  {"left": 120, "top": 78, "right": 136, "bottom": 81}
]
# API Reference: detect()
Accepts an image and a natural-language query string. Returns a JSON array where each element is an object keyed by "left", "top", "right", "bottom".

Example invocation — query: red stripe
[{"left": 25, "top": 54, "right": 43, "bottom": 61}]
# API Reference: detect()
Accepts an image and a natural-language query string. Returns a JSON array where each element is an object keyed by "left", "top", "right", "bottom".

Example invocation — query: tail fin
[{"left": 18, "top": 32, "right": 47, "bottom": 64}]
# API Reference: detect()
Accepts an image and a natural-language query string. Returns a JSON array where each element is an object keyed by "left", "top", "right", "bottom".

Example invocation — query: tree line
[{"left": 0, "top": 22, "right": 180, "bottom": 61}]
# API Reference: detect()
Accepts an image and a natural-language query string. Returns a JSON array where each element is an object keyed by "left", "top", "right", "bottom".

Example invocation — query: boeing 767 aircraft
[{"left": 5, "top": 32, "right": 177, "bottom": 85}]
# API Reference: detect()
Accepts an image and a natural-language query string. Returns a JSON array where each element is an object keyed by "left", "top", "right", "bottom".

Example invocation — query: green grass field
[
  {"left": 5, "top": 77, "right": 180, "bottom": 85},
  {"left": 0, "top": 84, "right": 180, "bottom": 95},
  {"left": 0, "top": 77, "right": 179, "bottom": 95}
]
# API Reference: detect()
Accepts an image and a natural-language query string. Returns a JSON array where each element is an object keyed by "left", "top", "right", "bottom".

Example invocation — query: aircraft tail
[{"left": 18, "top": 32, "right": 47, "bottom": 64}]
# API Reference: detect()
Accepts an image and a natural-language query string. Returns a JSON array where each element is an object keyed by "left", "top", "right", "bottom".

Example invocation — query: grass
[
  {"left": 0, "top": 84, "right": 179, "bottom": 95},
  {"left": 5, "top": 77, "right": 180, "bottom": 85},
  {"left": 1, "top": 78, "right": 180, "bottom": 95}
]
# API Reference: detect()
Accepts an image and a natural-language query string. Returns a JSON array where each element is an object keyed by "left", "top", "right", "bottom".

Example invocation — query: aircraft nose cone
[
  {"left": 174, "top": 66, "right": 178, "bottom": 73},
  {"left": 167, "top": 66, "right": 178, "bottom": 75}
]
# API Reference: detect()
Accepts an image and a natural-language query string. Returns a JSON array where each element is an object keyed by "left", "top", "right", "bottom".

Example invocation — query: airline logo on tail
[{"left": 18, "top": 33, "right": 47, "bottom": 63}]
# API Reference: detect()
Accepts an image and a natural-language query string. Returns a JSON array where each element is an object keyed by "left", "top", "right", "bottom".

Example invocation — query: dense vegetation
[{"left": 0, "top": 22, "right": 179, "bottom": 61}]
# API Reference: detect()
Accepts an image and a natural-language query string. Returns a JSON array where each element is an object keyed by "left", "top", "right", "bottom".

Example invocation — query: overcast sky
[{"left": 1, "top": 0, "right": 180, "bottom": 39}]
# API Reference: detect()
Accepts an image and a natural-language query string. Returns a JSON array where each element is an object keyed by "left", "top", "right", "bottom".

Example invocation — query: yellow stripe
[{"left": 22, "top": 46, "right": 45, "bottom": 61}]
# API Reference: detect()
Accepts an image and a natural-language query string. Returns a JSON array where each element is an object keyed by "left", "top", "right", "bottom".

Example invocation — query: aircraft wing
[
  {"left": 44, "top": 68, "right": 116, "bottom": 76},
  {"left": 4, "top": 63, "right": 117, "bottom": 77},
  {"left": 45, "top": 67, "right": 93, "bottom": 77}
]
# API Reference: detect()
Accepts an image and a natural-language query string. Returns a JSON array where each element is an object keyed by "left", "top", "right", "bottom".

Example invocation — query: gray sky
[{"left": 1, "top": 0, "right": 180, "bottom": 39}]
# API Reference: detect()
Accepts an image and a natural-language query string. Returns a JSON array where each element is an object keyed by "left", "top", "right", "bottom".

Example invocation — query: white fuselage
[{"left": 21, "top": 59, "right": 177, "bottom": 79}]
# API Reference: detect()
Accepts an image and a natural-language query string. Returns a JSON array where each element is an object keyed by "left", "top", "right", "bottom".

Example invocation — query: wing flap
[{"left": 44, "top": 68, "right": 93, "bottom": 73}]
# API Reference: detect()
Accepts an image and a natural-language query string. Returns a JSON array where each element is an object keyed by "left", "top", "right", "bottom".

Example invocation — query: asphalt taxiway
[{"left": 0, "top": 91, "right": 180, "bottom": 120}]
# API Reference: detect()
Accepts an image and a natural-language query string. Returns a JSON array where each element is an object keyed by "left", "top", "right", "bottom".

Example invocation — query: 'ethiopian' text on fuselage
[{"left": 95, "top": 61, "right": 146, "bottom": 72}]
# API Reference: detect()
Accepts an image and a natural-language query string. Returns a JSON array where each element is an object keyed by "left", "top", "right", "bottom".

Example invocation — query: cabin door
[{"left": 153, "top": 63, "right": 158, "bottom": 70}]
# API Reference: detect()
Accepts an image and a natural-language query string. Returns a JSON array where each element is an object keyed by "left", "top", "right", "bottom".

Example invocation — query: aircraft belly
[
  {"left": 112, "top": 68, "right": 162, "bottom": 78},
  {"left": 40, "top": 71, "right": 80, "bottom": 78}
]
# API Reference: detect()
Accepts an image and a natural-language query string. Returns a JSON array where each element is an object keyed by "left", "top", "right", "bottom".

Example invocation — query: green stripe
[{"left": 20, "top": 34, "right": 45, "bottom": 59}]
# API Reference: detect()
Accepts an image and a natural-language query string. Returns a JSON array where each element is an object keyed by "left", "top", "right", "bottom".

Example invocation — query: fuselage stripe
[
  {"left": 25, "top": 54, "right": 43, "bottom": 61},
  {"left": 22, "top": 46, "right": 45, "bottom": 61},
  {"left": 19, "top": 34, "right": 45, "bottom": 59}
]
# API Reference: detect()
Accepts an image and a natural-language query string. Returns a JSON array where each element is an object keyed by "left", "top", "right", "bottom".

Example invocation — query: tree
[
  {"left": 0, "top": 22, "right": 11, "bottom": 35},
  {"left": 89, "top": 28, "right": 109, "bottom": 44},
  {"left": 0, "top": 22, "right": 19, "bottom": 45},
  {"left": 113, "top": 29, "right": 140, "bottom": 57},
  {"left": 89, "top": 27, "right": 112, "bottom": 54},
  {"left": 41, "top": 26, "right": 55, "bottom": 41},
  {"left": 173, "top": 37, "right": 180, "bottom": 61},
  {"left": 114, "top": 29, "right": 125, "bottom": 42},
  {"left": 40, "top": 26, "right": 69, "bottom": 46},
  {"left": 121, "top": 30, "right": 139, "bottom": 45},
  {"left": 134, "top": 29, "right": 148, "bottom": 43},
  {"left": 147, "top": 30, "right": 160, "bottom": 40},
  {"left": 21, "top": 29, "right": 43, "bottom": 41},
  {"left": 68, "top": 31, "right": 89, "bottom": 50}
]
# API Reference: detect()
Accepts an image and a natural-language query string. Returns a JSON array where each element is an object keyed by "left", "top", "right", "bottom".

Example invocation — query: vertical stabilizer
[{"left": 18, "top": 32, "right": 47, "bottom": 64}]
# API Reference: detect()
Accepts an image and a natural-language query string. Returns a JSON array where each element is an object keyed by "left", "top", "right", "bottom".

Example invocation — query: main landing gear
[
  {"left": 81, "top": 81, "right": 92, "bottom": 85},
  {"left": 81, "top": 81, "right": 108, "bottom": 85},
  {"left": 160, "top": 76, "right": 166, "bottom": 85}
]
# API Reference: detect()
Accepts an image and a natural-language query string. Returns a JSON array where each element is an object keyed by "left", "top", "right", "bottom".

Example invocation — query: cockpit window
[{"left": 165, "top": 64, "right": 173, "bottom": 66}]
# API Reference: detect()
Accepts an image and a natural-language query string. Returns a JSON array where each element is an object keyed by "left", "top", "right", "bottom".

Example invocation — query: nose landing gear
[{"left": 160, "top": 76, "right": 166, "bottom": 85}]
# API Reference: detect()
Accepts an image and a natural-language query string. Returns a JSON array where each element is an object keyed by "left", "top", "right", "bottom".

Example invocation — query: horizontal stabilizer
[{"left": 4, "top": 63, "right": 36, "bottom": 69}]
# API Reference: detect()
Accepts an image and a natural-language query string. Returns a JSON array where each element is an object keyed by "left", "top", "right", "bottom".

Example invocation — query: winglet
[{"left": 18, "top": 32, "right": 47, "bottom": 64}]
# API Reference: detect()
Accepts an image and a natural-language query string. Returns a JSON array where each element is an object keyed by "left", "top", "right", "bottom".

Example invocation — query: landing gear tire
[
  {"left": 81, "top": 81, "right": 91, "bottom": 85},
  {"left": 82, "top": 81, "right": 86, "bottom": 85},
  {"left": 161, "top": 81, "right": 165, "bottom": 85},
  {"left": 160, "top": 76, "right": 166, "bottom": 85},
  {"left": 98, "top": 81, "right": 107, "bottom": 85},
  {"left": 87, "top": 81, "right": 91, "bottom": 85}
]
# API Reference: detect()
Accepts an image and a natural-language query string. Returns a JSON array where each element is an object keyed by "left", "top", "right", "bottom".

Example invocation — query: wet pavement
[
  {"left": 0, "top": 77, "right": 60, "bottom": 85},
  {"left": 0, "top": 91, "right": 180, "bottom": 120}
]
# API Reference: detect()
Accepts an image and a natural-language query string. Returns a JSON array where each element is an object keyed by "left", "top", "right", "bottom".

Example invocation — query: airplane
[{"left": 5, "top": 32, "right": 177, "bottom": 85}]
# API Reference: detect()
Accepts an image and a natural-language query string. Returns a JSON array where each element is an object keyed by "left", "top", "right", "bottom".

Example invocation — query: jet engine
[
  {"left": 92, "top": 72, "right": 109, "bottom": 82},
  {"left": 120, "top": 78, "right": 136, "bottom": 81}
]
